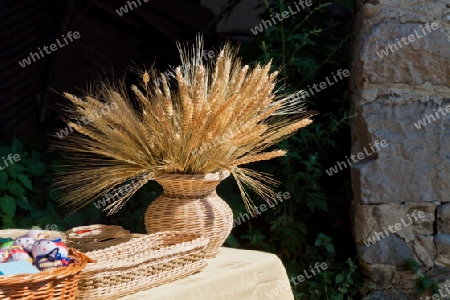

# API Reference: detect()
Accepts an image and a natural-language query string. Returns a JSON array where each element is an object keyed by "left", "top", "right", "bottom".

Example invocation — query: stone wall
[{"left": 350, "top": 0, "right": 450, "bottom": 298}]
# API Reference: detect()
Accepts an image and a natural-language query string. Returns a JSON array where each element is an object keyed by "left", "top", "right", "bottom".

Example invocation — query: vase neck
[
  {"left": 156, "top": 179, "right": 222, "bottom": 198},
  {"left": 163, "top": 190, "right": 217, "bottom": 199}
]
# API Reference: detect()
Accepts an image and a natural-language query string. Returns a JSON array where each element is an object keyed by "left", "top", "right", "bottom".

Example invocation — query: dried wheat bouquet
[{"left": 54, "top": 36, "right": 314, "bottom": 215}]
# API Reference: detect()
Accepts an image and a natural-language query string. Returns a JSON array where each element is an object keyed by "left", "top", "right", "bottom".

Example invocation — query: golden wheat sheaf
[{"left": 54, "top": 36, "right": 314, "bottom": 215}]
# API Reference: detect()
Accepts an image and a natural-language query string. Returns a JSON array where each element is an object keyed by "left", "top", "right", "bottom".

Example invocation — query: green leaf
[
  {"left": 30, "top": 210, "right": 48, "bottom": 219},
  {"left": 17, "top": 174, "right": 32, "bottom": 190},
  {"left": 326, "top": 243, "right": 335, "bottom": 254},
  {"left": 225, "top": 234, "right": 241, "bottom": 248},
  {"left": 7, "top": 181, "right": 25, "bottom": 197},
  {"left": 413, "top": 285, "right": 425, "bottom": 296},
  {"left": 7, "top": 163, "right": 25, "bottom": 179},
  {"left": 63, "top": 212, "right": 83, "bottom": 225},
  {"left": 36, "top": 216, "right": 57, "bottom": 228},
  {"left": 11, "top": 139, "right": 23, "bottom": 153},
  {"left": 0, "top": 196, "right": 16, "bottom": 217},
  {"left": 335, "top": 274, "right": 344, "bottom": 284},
  {"left": 0, "top": 170, "right": 7, "bottom": 189},
  {"left": 0, "top": 147, "right": 11, "bottom": 157},
  {"left": 46, "top": 200, "right": 54, "bottom": 211},
  {"left": 407, "top": 258, "right": 419, "bottom": 273},
  {"left": 16, "top": 196, "right": 32, "bottom": 211},
  {"left": 315, "top": 236, "right": 323, "bottom": 246},
  {"left": 19, "top": 217, "right": 32, "bottom": 229},
  {"left": 1, "top": 215, "right": 15, "bottom": 229},
  {"left": 22, "top": 158, "right": 46, "bottom": 176},
  {"left": 49, "top": 188, "right": 62, "bottom": 201},
  {"left": 422, "top": 277, "right": 433, "bottom": 290}
]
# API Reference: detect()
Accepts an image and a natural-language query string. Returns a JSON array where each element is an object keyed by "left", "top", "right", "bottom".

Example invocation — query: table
[
  {"left": 1, "top": 230, "right": 294, "bottom": 299},
  {"left": 120, "top": 247, "right": 294, "bottom": 300}
]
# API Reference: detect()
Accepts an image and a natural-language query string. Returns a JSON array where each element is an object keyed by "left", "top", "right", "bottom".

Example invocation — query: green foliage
[
  {"left": 0, "top": 138, "right": 61, "bottom": 230},
  {"left": 0, "top": 137, "right": 161, "bottom": 233},
  {"left": 407, "top": 257, "right": 440, "bottom": 297},
  {"left": 293, "top": 234, "right": 362, "bottom": 300},
  {"left": 407, "top": 257, "right": 420, "bottom": 273},
  {"left": 217, "top": 0, "right": 362, "bottom": 298}
]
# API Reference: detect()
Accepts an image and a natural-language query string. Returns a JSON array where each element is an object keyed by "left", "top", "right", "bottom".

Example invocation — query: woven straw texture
[
  {"left": 75, "top": 231, "right": 209, "bottom": 300},
  {"left": 144, "top": 170, "right": 233, "bottom": 258},
  {"left": 63, "top": 224, "right": 132, "bottom": 252},
  {"left": 0, "top": 230, "right": 91, "bottom": 300}
]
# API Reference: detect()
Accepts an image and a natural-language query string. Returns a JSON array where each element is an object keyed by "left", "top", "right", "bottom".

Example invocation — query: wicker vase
[{"left": 144, "top": 170, "right": 232, "bottom": 258}]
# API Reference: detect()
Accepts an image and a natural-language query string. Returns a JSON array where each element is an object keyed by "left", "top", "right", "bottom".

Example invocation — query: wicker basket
[
  {"left": 144, "top": 170, "right": 233, "bottom": 258},
  {"left": 75, "top": 231, "right": 209, "bottom": 300},
  {"left": 0, "top": 229, "right": 92, "bottom": 300},
  {"left": 63, "top": 224, "right": 132, "bottom": 252}
]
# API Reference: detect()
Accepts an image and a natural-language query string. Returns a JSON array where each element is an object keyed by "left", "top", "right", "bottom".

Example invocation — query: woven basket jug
[{"left": 144, "top": 170, "right": 232, "bottom": 258}]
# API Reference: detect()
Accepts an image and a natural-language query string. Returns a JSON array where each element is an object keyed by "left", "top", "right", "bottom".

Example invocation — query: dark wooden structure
[{"left": 1, "top": 0, "right": 216, "bottom": 141}]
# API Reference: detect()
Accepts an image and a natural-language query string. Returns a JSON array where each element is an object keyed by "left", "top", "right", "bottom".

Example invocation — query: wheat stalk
[{"left": 54, "top": 35, "right": 314, "bottom": 214}]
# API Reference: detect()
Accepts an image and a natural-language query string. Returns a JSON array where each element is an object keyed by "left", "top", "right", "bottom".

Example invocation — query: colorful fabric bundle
[
  {"left": 0, "top": 230, "right": 71, "bottom": 273},
  {"left": 33, "top": 242, "right": 71, "bottom": 271}
]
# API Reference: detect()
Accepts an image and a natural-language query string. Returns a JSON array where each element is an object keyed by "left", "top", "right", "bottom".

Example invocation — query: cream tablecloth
[{"left": 119, "top": 247, "right": 294, "bottom": 300}]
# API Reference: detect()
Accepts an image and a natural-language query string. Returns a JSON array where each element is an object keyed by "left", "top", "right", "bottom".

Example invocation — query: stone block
[
  {"left": 435, "top": 234, "right": 450, "bottom": 267},
  {"left": 360, "top": 261, "right": 418, "bottom": 290},
  {"left": 437, "top": 203, "right": 450, "bottom": 233},
  {"left": 351, "top": 100, "right": 450, "bottom": 204},
  {"left": 354, "top": 203, "right": 434, "bottom": 243},
  {"left": 360, "top": 235, "right": 414, "bottom": 266}
]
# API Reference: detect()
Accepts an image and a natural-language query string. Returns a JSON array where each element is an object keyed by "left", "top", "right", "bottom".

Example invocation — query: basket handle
[{"left": 69, "top": 248, "right": 96, "bottom": 263}]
